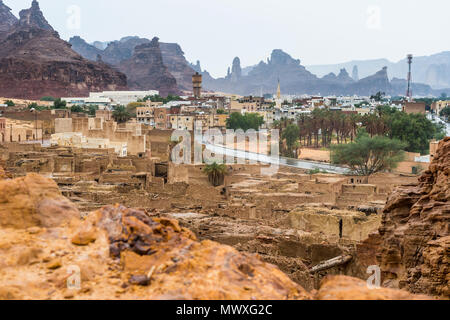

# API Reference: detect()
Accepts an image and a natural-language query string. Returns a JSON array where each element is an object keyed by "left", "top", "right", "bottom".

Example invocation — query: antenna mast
[{"left": 406, "top": 54, "right": 413, "bottom": 101}]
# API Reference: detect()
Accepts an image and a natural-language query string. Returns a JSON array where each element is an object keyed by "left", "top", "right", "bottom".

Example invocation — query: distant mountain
[
  {"left": 0, "top": 1, "right": 127, "bottom": 100},
  {"left": 118, "top": 37, "right": 179, "bottom": 97},
  {"left": 0, "top": 0, "right": 17, "bottom": 34},
  {"left": 70, "top": 35, "right": 197, "bottom": 92},
  {"left": 203, "top": 49, "right": 444, "bottom": 96},
  {"left": 307, "top": 52, "right": 450, "bottom": 90}
]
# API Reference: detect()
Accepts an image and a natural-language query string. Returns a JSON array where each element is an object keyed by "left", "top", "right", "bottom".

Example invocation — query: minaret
[
  {"left": 275, "top": 79, "right": 282, "bottom": 109},
  {"left": 277, "top": 79, "right": 281, "bottom": 100}
]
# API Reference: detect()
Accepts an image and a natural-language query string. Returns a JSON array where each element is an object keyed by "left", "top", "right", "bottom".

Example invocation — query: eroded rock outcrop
[
  {"left": 0, "top": 0, "right": 17, "bottom": 34},
  {"left": 72, "top": 205, "right": 310, "bottom": 300},
  {"left": 0, "top": 1, "right": 128, "bottom": 99},
  {"left": 316, "top": 276, "right": 430, "bottom": 300},
  {"left": 119, "top": 37, "right": 179, "bottom": 97},
  {"left": 375, "top": 137, "right": 449, "bottom": 298},
  {"left": 0, "top": 173, "right": 79, "bottom": 229}
]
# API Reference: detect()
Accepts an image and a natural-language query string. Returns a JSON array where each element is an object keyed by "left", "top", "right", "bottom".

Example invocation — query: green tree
[
  {"left": 4, "top": 100, "right": 15, "bottom": 107},
  {"left": 203, "top": 162, "right": 227, "bottom": 187},
  {"left": 226, "top": 112, "right": 264, "bottom": 131},
  {"left": 87, "top": 105, "right": 99, "bottom": 116},
  {"left": 112, "top": 105, "right": 132, "bottom": 123},
  {"left": 440, "top": 106, "right": 450, "bottom": 120},
  {"left": 53, "top": 98, "right": 67, "bottom": 109},
  {"left": 370, "top": 91, "right": 385, "bottom": 102},
  {"left": 331, "top": 130, "right": 406, "bottom": 176},
  {"left": 282, "top": 124, "right": 300, "bottom": 157},
  {"left": 70, "top": 105, "right": 85, "bottom": 113},
  {"left": 40, "top": 96, "right": 56, "bottom": 102},
  {"left": 216, "top": 109, "right": 226, "bottom": 114}
]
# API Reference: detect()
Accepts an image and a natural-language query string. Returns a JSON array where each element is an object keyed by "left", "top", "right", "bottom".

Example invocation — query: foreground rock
[
  {"left": 0, "top": 173, "right": 79, "bottom": 229},
  {"left": 362, "top": 137, "right": 449, "bottom": 298},
  {"left": 74, "top": 205, "right": 310, "bottom": 300},
  {"left": 0, "top": 194, "right": 432, "bottom": 300},
  {"left": 316, "top": 276, "right": 431, "bottom": 300}
]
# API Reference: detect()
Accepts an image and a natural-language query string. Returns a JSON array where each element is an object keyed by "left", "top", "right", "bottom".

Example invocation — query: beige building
[
  {"left": 136, "top": 107, "right": 155, "bottom": 126},
  {"left": 403, "top": 102, "right": 426, "bottom": 114},
  {"left": 169, "top": 114, "right": 195, "bottom": 131},
  {"left": 432, "top": 100, "right": 450, "bottom": 114},
  {"left": 0, "top": 118, "right": 43, "bottom": 143},
  {"left": 50, "top": 132, "right": 128, "bottom": 157}
]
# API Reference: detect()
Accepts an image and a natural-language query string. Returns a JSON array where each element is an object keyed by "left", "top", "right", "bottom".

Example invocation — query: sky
[{"left": 6, "top": 0, "right": 450, "bottom": 78}]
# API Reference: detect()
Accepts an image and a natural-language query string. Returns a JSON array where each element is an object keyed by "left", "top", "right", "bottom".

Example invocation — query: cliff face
[
  {"left": 70, "top": 36, "right": 194, "bottom": 94},
  {"left": 203, "top": 49, "right": 436, "bottom": 96},
  {"left": 68, "top": 36, "right": 103, "bottom": 62},
  {"left": 0, "top": 1, "right": 128, "bottom": 99},
  {"left": 375, "top": 137, "right": 449, "bottom": 298},
  {"left": 0, "top": 0, "right": 17, "bottom": 34},
  {"left": 119, "top": 37, "right": 179, "bottom": 96},
  {"left": 18, "top": 0, "right": 53, "bottom": 32},
  {"left": 160, "top": 42, "right": 196, "bottom": 91}
]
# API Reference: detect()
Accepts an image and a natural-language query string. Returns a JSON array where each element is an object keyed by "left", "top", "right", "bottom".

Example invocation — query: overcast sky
[{"left": 7, "top": 0, "right": 450, "bottom": 77}]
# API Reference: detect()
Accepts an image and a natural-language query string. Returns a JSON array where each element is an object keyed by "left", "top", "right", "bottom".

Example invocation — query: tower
[
  {"left": 406, "top": 54, "right": 413, "bottom": 101},
  {"left": 276, "top": 79, "right": 281, "bottom": 100},
  {"left": 192, "top": 72, "right": 202, "bottom": 99},
  {"left": 275, "top": 79, "right": 282, "bottom": 109}
]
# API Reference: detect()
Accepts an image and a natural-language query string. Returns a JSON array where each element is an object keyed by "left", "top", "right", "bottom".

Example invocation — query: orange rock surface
[
  {"left": 316, "top": 276, "right": 432, "bottom": 300},
  {"left": 0, "top": 173, "right": 79, "bottom": 229},
  {"left": 373, "top": 137, "right": 449, "bottom": 298}
]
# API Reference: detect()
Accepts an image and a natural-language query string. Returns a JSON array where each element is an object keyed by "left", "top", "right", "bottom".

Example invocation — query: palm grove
[{"left": 227, "top": 106, "right": 445, "bottom": 176}]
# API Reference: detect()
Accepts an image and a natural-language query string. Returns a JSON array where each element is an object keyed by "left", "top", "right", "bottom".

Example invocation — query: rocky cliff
[
  {"left": 70, "top": 35, "right": 195, "bottom": 93},
  {"left": 160, "top": 42, "right": 196, "bottom": 91},
  {"left": 118, "top": 37, "right": 179, "bottom": 96},
  {"left": 360, "top": 137, "right": 449, "bottom": 298},
  {"left": 0, "top": 1, "right": 128, "bottom": 100},
  {"left": 0, "top": 0, "right": 17, "bottom": 34},
  {"left": 203, "top": 49, "right": 437, "bottom": 96}
]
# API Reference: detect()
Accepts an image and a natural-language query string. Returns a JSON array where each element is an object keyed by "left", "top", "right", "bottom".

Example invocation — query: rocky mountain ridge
[
  {"left": 0, "top": 1, "right": 128, "bottom": 99},
  {"left": 202, "top": 49, "right": 442, "bottom": 96}
]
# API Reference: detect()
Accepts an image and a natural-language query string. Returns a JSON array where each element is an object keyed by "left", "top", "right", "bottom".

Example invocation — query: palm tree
[{"left": 203, "top": 162, "right": 227, "bottom": 187}]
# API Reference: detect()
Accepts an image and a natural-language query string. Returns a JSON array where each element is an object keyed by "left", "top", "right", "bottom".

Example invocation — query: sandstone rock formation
[
  {"left": 316, "top": 275, "right": 430, "bottom": 300},
  {"left": 203, "top": 49, "right": 437, "bottom": 96},
  {"left": 0, "top": 0, "right": 17, "bottom": 34},
  {"left": 0, "top": 1, "right": 128, "bottom": 99},
  {"left": 70, "top": 35, "right": 196, "bottom": 93},
  {"left": 119, "top": 37, "right": 179, "bottom": 97},
  {"left": 0, "top": 179, "right": 433, "bottom": 300},
  {"left": 68, "top": 36, "right": 103, "bottom": 62},
  {"left": 0, "top": 165, "right": 6, "bottom": 180},
  {"left": 0, "top": 173, "right": 79, "bottom": 229},
  {"left": 73, "top": 204, "right": 310, "bottom": 300},
  {"left": 18, "top": 0, "right": 53, "bottom": 31},
  {"left": 364, "top": 137, "right": 449, "bottom": 298},
  {"left": 160, "top": 43, "right": 196, "bottom": 91}
]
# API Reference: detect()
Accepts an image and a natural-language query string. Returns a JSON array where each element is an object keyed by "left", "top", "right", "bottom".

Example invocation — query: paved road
[
  {"left": 202, "top": 140, "right": 351, "bottom": 175},
  {"left": 429, "top": 115, "right": 450, "bottom": 136}
]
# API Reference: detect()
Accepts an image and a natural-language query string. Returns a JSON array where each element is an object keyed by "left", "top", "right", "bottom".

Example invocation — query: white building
[
  {"left": 63, "top": 90, "right": 160, "bottom": 107},
  {"left": 90, "top": 91, "right": 159, "bottom": 105}
]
